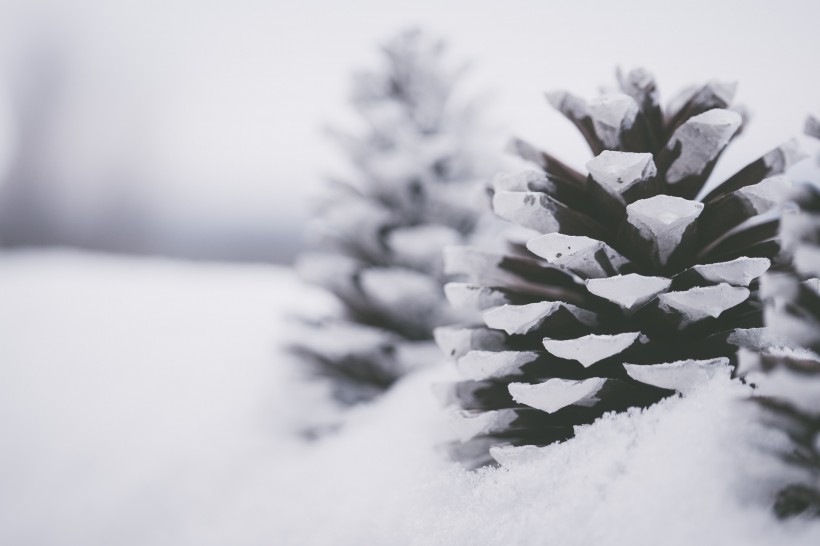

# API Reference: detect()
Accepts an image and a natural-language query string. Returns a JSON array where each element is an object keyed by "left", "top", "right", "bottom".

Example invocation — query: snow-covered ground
[
  {"left": 0, "top": 250, "right": 334, "bottom": 544},
  {"left": 2, "top": 251, "right": 820, "bottom": 545}
]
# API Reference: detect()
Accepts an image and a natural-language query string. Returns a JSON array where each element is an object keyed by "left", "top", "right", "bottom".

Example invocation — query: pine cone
[
  {"left": 438, "top": 68, "right": 804, "bottom": 467},
  {"left": 737, "top": 122, "right": 820, "bottom": 517},
  {"left": 293, "top": 29, "right": 495, "bottom": 405}
]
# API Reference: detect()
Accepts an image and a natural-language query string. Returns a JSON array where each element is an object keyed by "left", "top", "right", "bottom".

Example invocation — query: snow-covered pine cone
[
  {"left": 437, "top": 67, "right": 805, "bottom": 467},
  {"left": 737, "top": 119, "right": 820, "bottom": 518},
  {"left": 293, "top": 29, "right": 496, "bottom": 405}
]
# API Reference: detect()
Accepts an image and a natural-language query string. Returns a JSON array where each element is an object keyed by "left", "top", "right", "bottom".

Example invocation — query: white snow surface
[{"left": 2, "top": 251, "right": 820, "bottom": 545}]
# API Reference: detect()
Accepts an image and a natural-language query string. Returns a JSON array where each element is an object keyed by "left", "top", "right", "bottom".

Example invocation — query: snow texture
[
  {"left": 492, "top": 191, "right": 561, "bottom": 233},
  {"left": 484, "top": 301, "right": 597, "bottom": 336},
  {"left": 690, "top": 257, "right": 770, "bottom": 287},
  {"left": 509, "top": 377, "right": 607, "bottom": 413},
  {"left": 433, "top": 325, "right": 506, "bottom": 360},
  {"left": 665, "top": 109, "right": 742, "bottom": 184},
  {"left": 526, "top": 232, "right": 629, "bottom": 278},
  {"left": 624, "top": 357, "right": 731, "bottom": 393},
  {"left": 626, "top": 194, "right": 704, "bottom": 265},
  {"left": 658, "top": 283, "right": 750, "bottom": 327},
  {"left": 0, "top": 251, "right": 338, "bottom": 545},
  {"left": 456, "top": 350, "right": 538, "bottom": 380},
  {"left": 542, "top": 332, "right": 641, "bottom": 367},
  {"left": 586, "top": 273, "right": 671, "bottom": 312},
  {"left": 586, "top": 150, "right": 656, "bottom": 201},
  {"left": 736, "top": 176, "right": 795, "bottom": 214},
  {"left": 2, "top": 251, "right": 820, "bottom": 545},
  {"left": 588, "top": 93, "right": 639, "bottom": 149},
  {"left": 444, "top": 282, "right": 511, "bottom": 310},
  {"left": 267, "top": 368, "right": 820, "bottom": 546}
]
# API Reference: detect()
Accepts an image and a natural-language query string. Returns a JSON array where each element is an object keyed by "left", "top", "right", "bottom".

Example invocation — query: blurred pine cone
[
  {"left": 738, "top": 119, "right": 820, "bottom": 517},
  {"left": 293, "top": 29, "right": 498, "bottom": 405},
  {"left": 438, "top": 68, "right": 804, "bottom": 467}
]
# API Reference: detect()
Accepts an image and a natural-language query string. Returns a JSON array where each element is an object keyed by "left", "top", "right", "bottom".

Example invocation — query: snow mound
[
  {"left": 2, "top": 251, "right": 819, "bottom": 545},
  {"left": 256, "top": 368, "right": 820, "bottom": 546}
]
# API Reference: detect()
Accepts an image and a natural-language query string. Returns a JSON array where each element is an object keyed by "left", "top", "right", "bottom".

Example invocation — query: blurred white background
[{"left": 0, "top": 0, "right": 818, "bottom": 263}]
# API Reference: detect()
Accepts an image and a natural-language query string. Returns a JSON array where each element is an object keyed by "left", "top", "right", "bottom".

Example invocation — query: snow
[
  {"left": 492, "top": 191, "right": 560, "bottom": 234},
  {"left": 450, "top": 408, "right": 518, "bottom": 443},
  {"left": 527, "top": 232, "right": 630, "bottom": 279},
  {"left": 444, "top": 282, "right": 511, "bottom": 310},
  {"left": 0, "top": 250, "right": 336, "bottom": 545},
  {"left": 544, "top": 90, "right": 588, "bottom": 126},
  {"left": 587, "top": 93, "right": 639, "bottom": 149},
  {"left": 509, "top": 377, "right": 608, "bottom": 414},
  {"left": 359, "top": 267, "right": 443, "bottom": 322},
  {"left": 624, "top": 357, "right": 732, "bottom": 393},
  {"left": 387, "top": 224, "right": 461, "bottom": 270},
  {"left": 444, "top": 246, "right": 538, "bottom": 290},
  {"left": 492, "top": 170, "right": 556, "bottom": 194},
  {"left": 484, "top": 301, "right": 597, "bottom": 336},
  {"left": 456, "top": 350, "right": 537, "bottom": 380},
  {"left": 586, "top": 150, "right": 656, "bottom": 199},
  {"left": 2, "top": 250, "right": 820, "bottom": 545},
  {"left": 665, "top": 109, "right": 742, "bottom": 185},
  {"left": 266, "top": 367, "right": 820, "bottom": 546},
  {"left": 690, "top": 256, "right": 771, "bottom": 286},
  {"left": 542, "top": 332, "right": 641, "bottom": 367},
  {"left": 736, "top": 175, "right": 794, "bottom": 214},
  {"left": 433, "top": 326, "right": 506, "bottom": 360},
  {"left": 586, "top": 273, "right": 672, "bottom": 312},
  {"left": 658, "top": 283, "right": 750, "bottom": 326},
  {"left": 626, "top": 194, "right": 703, "bottom": 264}
]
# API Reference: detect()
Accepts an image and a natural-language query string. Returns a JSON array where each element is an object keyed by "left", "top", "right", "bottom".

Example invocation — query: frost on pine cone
[
  {"left": 293, "top": 29, "right": 496, "bottom": 405},
  {"left": 437, "top": 67, "right": 805, "bottom": 467},
  {"left": 737, "top": 118, "right": 820, "bottom": 518}
]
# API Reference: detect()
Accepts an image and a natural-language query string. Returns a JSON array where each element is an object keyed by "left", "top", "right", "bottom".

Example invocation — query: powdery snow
[
  {"left": 253, "top": 367, "right": 820, "bottom": 546},
  {"left": 0, "top": 250, "right": 336, "bottom": 545},
  {"left": 1, "top": 251, "right": 820, "bottom": 545}
]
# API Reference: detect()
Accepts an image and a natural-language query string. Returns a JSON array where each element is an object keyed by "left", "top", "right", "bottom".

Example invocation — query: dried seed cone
[
  {"left": 438, "top": 68, "right": 804, "bottom": 467},
  {"left": 737, "top": 119, "right": 820, "bottom": 518},
  {"left": 293, "top": 30, "right": 496, "bottom": 405}
]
